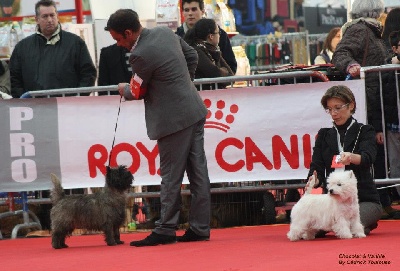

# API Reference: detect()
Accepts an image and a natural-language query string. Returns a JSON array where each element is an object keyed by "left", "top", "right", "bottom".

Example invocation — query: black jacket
[
  {"left": 382, "top": 70, "right": 400, "bottom": 126},
  {"left": 192, "top": 42, "right": 234, "bottom": 90},
  {"left": 9, "top": 30, "right": 96, "bottom": 98},
  {"left": 332, "top": 19, "right": 388, "bottom": 132},
  {"left": 176, "top": 25, "right": 237, "bottom": 74},
  {"left": 308, "top": 119, "right": 380, "bottom": 204},
  {"left": 382, "top": 40, "right": 400, "bottom": 126},
  {"left": 98, "top": 44, "right": 132, "bottom": 86},
  {"left": 98, "top": 44, "right": 132, "bottom": 95}
]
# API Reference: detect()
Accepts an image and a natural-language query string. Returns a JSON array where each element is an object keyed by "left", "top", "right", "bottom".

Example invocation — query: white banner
[{"left": 0, "top": 80, "right": 366, "bottom": 191}]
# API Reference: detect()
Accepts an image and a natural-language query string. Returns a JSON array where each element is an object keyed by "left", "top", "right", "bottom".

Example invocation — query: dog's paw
[
  {"left": 116, "top": 240, "right": 124, "bottom": 245},
  {"left": 353, "top": 232, "right": 366, "bottom": 238},
  {"left": 337, "top": 233, "right": 353, "bottom": 239},
  {"left": 302, "top": 233, "right": 316, "bottom": 240},
  {"left": 287, "top": 232, "right": 300, "bottom": 241}
]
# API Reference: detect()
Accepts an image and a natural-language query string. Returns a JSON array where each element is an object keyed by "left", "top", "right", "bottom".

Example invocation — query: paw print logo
[{"left": 204, "top": 99, "right": 239, "bottom": 132}]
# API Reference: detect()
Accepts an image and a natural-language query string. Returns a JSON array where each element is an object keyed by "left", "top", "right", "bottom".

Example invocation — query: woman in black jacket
[
  {"left": 332, "top": 0, "right": 387, "bottom": 138},
  {"left": 184, "top": 18, "right": 234, "bottom": 90},
  {"left": 307, "top": 85, "right": 382, "bottom": 235}
]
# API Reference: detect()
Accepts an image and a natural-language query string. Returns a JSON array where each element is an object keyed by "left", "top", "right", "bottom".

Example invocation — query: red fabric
[
  {"left": 130, "top": 76, "right": 147, "bottom": 99},
  {"left": 1, "top": 221, "right": 398, "bottom": 271}
]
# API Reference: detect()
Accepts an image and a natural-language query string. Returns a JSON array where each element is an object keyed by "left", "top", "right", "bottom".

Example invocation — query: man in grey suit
[{"left": 106, "top": 9, "right": 211, "bottom": 247}]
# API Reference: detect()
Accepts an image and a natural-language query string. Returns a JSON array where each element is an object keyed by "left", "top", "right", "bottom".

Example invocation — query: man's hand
[
  {"left": 376, "top": 132, "right": 384, "bottom": 145},
  {"left": 117, "top": 82, "right": 136, "bottom": 100},
  {"left": 305, "top": 170, "right": 319, "bottom": 193},
  {"left": 118, "top": 83, "right": 128, "bottom": 97},
  {"left": 347, "top": 64, "right": 361, "bottom": 78},
  {"left": 391, "top": 56, "right": 400, "bottom": 64}
]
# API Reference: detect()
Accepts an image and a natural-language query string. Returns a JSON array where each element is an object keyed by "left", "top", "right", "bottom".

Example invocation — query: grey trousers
[
  {"left": 153, "top": 118, "right": 211, "bottom": 237},
  {"left": 359, "top": 201, "right": 382, "bottom": 230},
  {"left": 387, "top": 131, "right": 400, "bottom": 195}
]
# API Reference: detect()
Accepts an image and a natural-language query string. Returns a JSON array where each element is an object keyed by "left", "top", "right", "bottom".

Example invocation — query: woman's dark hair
[
  {"left": 382, "top": 8, "right": 400, "bottom": 43},
  {"left": 184, "top": 18, "right": 217, "bottom": 45},
  {"left": 389, "top": 30, "right": 400, "bottom": 48},
  {"left": 321, "top": 85, "right": 356, "bottom": 114},
  {"left": 322, "top": 27, "right": 341, "bottom": 52},
  {"left": 105, "top": 9, "right": 141, "bottom": 36}
]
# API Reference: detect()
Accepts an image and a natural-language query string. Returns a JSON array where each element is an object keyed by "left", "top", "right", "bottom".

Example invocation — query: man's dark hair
[
  {"left": 181, "top": 0, "right": 204, "bottom": 10},
  {"left": 389, "top": 31, "right": 400, "bottom": 48},
  {"left": 35, "top": 0, "right": 57, "bottom": 16},
  {"left": 105, "top": 9, "right": 141, "bottom": 36}
]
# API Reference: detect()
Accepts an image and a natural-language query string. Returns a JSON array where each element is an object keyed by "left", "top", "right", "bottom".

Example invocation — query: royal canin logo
[{"left": 204, "top": 99, "right": 239, "bottom": 132}]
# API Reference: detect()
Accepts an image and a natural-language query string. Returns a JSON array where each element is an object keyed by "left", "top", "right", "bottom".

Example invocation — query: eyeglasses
[
  {"left": 183, "top": 7, "right": 199, "bottom": 12},
  {"left": 324, "top": 103, "right": 349, "bottom": 114},
  {"left": 212, "top": 31, "right": 220, "bottom": 35}
]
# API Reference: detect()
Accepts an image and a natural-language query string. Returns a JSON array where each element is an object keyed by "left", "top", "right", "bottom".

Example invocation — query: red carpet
[{"left": 1, "top": 221, "right": 399, "bottom": 271}]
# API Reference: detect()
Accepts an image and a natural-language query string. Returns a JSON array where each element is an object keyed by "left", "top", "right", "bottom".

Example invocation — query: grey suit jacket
[{"left": 129, "top": 27, "right": 207, "bottom": 140}]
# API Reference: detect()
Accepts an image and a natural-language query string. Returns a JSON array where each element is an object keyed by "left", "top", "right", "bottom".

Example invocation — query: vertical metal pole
[
  {"left": 75, "top": 0, "right": 83, "bottom": 24},
  {"left": 347, "top": 0, "right": 353, "bottom": 22}
]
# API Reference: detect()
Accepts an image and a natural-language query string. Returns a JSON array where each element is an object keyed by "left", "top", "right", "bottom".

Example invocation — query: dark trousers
[{"left": 153, "top": 118, "right": 211, "bottom": 237}]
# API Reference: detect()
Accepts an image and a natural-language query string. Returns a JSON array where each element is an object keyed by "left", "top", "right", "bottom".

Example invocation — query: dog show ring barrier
[
  {"left": 0, "top": 192, "right": 42, "bottom": 239},
  {"left": 1, "top": 65, "right": 400, "bottom": 237}
]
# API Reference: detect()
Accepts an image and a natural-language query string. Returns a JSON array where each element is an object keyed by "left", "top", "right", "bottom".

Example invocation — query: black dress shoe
[
  {"left": 391, "top": 211, "right": 400, "bottom": 219},
  {"left": 130, "top": 232, "right": 176, "bottom": 247},
  {"left": 177, "top": 228, "right": 210, "bottom": 242}
]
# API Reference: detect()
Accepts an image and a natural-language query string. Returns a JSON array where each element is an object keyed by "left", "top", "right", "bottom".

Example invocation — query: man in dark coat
[{"left": 9, "top": 0, "right": 96, "bottom": 98}]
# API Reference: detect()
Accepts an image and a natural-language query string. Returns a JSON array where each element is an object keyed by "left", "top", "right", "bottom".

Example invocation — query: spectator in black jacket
[
  {"left": 175, "top": 0, "right": 237, "bottom": 74},
  {"left": 9, "top": 0, "right": 96, "bottom": 98},
  {"left": 98, "top": 43, "right": 132, "bottom": 95},
  {"left": 184, "top": 18, "right": 234, "bottom": 90},
  {"left": 381, "top": 30, "right": 400, "bottom": 218}
]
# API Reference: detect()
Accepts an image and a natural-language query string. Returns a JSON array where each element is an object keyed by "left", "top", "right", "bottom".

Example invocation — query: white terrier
[{"left": 287, "top": 170, "right": 366, "bottom": 241}]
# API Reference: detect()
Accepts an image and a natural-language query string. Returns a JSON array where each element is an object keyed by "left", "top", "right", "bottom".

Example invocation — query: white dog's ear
[{"left": 348, "top": 170, "right": 354, "bottom": 178}]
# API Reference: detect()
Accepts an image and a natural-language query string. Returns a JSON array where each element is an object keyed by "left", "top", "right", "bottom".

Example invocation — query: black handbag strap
[{"left": 351, "top": 125, "right": 364, "bottom": 153}]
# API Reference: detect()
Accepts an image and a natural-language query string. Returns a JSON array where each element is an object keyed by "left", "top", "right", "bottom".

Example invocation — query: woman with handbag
[
  {"left": 332, "top": 1, "right": 389, "bottom": 217},
  {"left": 332, "top": 0, "right": 388, "bottom": 140}
]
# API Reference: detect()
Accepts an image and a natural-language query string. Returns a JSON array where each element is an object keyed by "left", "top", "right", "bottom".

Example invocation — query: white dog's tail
[
  {"left": 304, "top": 174, "right": 316, "bottom": 195},
  {"left": 50, "top": 173, "right": 65, "bottom": 204}
]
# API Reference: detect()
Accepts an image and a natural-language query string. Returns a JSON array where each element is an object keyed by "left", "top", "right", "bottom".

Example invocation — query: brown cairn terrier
[{"left": 50, "top": 165, "right": 133, "bottom": 249}]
